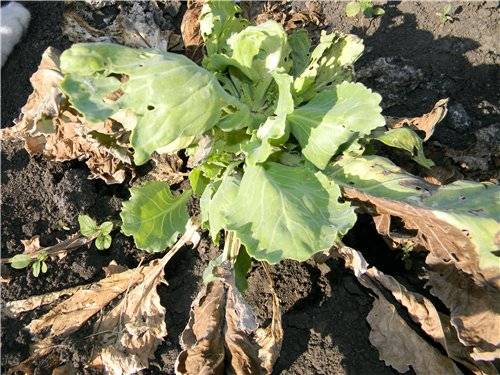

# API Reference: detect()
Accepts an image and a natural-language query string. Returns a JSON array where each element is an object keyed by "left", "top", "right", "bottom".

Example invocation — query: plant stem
[
  {"left": 0, "top": 234, "right": 92, "bottom": 265},
  {"left": 222, "top": 230, "right": 241, "bottom": 263}
]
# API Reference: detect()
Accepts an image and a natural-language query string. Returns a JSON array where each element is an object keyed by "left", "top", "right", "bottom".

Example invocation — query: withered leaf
[
  {"left": 92, "top": 258, "right": 168, "bottom": 375},
  {"left": 255, "top": 1, "right": 323, "bottom": 30},
  {"left": 63, "top": 2, "right": 183, "bottom": 52},
  {"left": 181, "top": 0, "right": 204, "bottom": 61},
  {"left": 331, "top": 156, "right": 500, "bottom": 356},
  {"left": 175, "top": 263, "right": 282, "bottom": 375},
  {"left": 92, "top": 221, "right": 200, "bottom": 375},
  {"left": 5, "top": 282, "right": 91, "bottom": 318},
  {"left": 28, "top": 266, "right": 147, "bottom": 337},
  {"left": 387, "top": 98, "right": 449, "bottom": 141},
  {"left": 2, "top": 48, "right": 132, "bottom": 184},
  {"left": 21, "top": 236, "right": 42, "bottom": 255},
  {"left": 335, "top": 246, "right": 497, "bottom": 375},
  {"left": 367, "top": 292, "right": 462, "bottom": 375}
]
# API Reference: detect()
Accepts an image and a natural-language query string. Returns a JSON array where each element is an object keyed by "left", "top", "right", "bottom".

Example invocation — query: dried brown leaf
[
  {"left": 5, "top": 282, "right": 91, "bottom": 318},
  {"left": 147, "top": 153, "right": 185, "bottom": 185},
  {"left": 387, "top": 98, "right": 449, "bottom": 141},
  {"left": 425, "top": 256, "right": 500, "bottom": 358},
  {"left": 21, "top": 236, "right": 42, "bottom": 255},
  {"left": 367, "top": 292, "right": 462, "bottom": 374},
  {"left": 92, "top": 221, "right": 200, "bottom": 375},
  {"left": 175, "top": 263, "right": 282, "bottom": 375},
  {"left": 92, "top": 257, "right": 167, "bottom": 375},
  {"left": 63, "top": 3, "right": 183, "bottom": 52},
  {"left": 255, "top": 1, "right": 323, "bottom": 30},
  {"left": 336, "top": 247, "right": 498, "bottom": 375},
  {"left": 342, "top": 183, "right": 500, "bottom": 355},
  {"left": 181, "top": 0, "right": 204, "bottom": 61},
  {"left": 1, "top": 48, "right": 132, "bottom": 184},
  {"left": 28, "top": 266, "right": 147, "bottom": 337}
]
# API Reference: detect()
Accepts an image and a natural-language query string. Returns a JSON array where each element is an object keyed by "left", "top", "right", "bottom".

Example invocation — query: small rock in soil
[{"left": 446, "top": 102, "right": 474, "bottom": 132}]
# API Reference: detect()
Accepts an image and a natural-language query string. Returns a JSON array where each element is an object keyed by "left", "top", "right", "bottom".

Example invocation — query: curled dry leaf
[
  {"left": 2, "top": 48, "right": 132, "bottom": 184},
  {"left": 92, "top": 258, "right": 168, "bottom": 375},
  {"left": 63, "top": 2, "right": 182, "bottom": 52},
  {"left": 386, "top": 98, "right": 449, "bottom": 141},
  {"left": 181, "top": 0, "right": 204, "bottom": 61},
  {"left": 175, "top": 263, "right": 282, "bottom": 375},
  {"left": 1, "top": 47, "right": 62, "bottom": 138},
  {"left": 4, "top": 282, "right": 91, "bottom": 318},
  {"left": 21, "top": 236, "right": 42, "bottom": 255},
  {"left": 367, "top": 292, "right": 462, "bottom": 375},
  {"left": 5, "top": 260, "right": 128, "bottom": 319},
  {"left": 146, "top": 153, "right": 185, "bottom": 185},
  {"left": 28, "top": 266, "right": 147, "bottom": 337},
  {"left": 331, "top": 156, "right": 500, "bottom": 356},
  {"left": 255, "top": 1, "right": 323, "bottom": 31},
  {"left": 335, "top": 246, "right": 497, "bottom": 375},
  {"left": 8, "top": 265, "right": 145, "bottom": 374},
  {"left": 92, "top": 220, "right": 200, "bottom": 375},
  {"left": 14, "top": 222, "right": 200, "bottom": 375}
]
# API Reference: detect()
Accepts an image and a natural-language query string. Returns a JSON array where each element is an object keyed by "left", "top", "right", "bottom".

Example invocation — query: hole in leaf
[{"left": 147, "top": 105, "right": 155, "bottom": 111}]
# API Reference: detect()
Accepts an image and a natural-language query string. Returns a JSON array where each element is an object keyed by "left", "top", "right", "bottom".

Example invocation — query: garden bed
[{"left": 1, "top": 1, "right": 498, "bottom": 374}]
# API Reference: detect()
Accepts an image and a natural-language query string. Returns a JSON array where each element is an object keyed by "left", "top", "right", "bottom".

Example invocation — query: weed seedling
[
  {"left": 78, "top": 214, "right": 114, "bottom": 250},
  {"left": 346, "top": 0, "right": 385, "bottom": 18},
  {"left": 436, "top": 4, "right": 456, "bottom": 25}
]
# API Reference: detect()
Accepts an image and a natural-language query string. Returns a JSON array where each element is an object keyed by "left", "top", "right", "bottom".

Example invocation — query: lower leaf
[{"left": 226, "top": 162, "right": 356, "bottom": 263}]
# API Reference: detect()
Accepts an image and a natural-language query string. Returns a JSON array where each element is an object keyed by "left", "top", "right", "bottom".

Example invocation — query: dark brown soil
[{"left": 1, "top": 1, "right": 498, "bottom": 374}]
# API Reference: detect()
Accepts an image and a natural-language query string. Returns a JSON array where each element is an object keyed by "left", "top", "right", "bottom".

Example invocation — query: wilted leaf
[
  {"left": 335, "top": 246, "right": 494, "bottom": 375},
  {"left": 120, "top": 182, "right": 191, "bottom": 252},
  {"left": 181, "top": 0, "right": 203, "bottom": 61},
  {"left": 60, "top": 43, "right": 234, "bottom": 165},
  {"left": 4, "top": 47, "right": 62, "bottom": 136},
  {"left": 387, "top": 98, "right": 449, "bottom": 141},
  {"left": 28, "top": 265, "right": 148, "bottom": 337},
  {"left": 255, "top": 1, "right": 323, "bottom": 31},
  {"left": 425, "top": 261, "right": 500, "bottom": 360},
  {"left": 148, "top": 153, "right": 185, "bottom": 186},
  {"left": 21, "top": 236, "right": 42, "bottom": 255},
  {"left": 92, "top": 261, "right": 165, "bottom": 374},
  {"left": 373, "top": 127, "right": 435, "bottom": 168},
  {"left": 226, "top": 162, "right": 356, "bottom": 263},
  {"left": 2, "top": 48, "right": 132, "bottom": 184},
  {"left": 91, "top": 221, "right": 199, "bottom": 375},
  {"left": 63, "top": 2, "right": 182, "bottom": 52},
  {"left": 4, "top": 281, "right": 94, "bottom": 318},
  {"left": 329, "top": 155, "right": 500, "bottom": 354},
  {"left": 19, "top": 224, "right": 199, "bottom": 375},
  {"left": 289, "top": 82, "right": 385, "bottom": 169},
  {"left": 175, "top": 262, "right": 282, "bottom": 375},
  {"left": 367, "top": 290, "right": 462, "bottom": 374}
]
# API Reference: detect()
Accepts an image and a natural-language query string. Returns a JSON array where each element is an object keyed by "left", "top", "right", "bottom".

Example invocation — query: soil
[{"left": 1, "top": 1, "right": 498, "bottom": 374}]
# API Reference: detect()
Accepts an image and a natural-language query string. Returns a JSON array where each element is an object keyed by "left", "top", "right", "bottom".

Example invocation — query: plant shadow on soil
[{"left": 1, "top": 1, "right": 498, "bottom": 375}]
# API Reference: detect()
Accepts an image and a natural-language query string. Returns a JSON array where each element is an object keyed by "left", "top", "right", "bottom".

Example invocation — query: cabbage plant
[{"left": 58, "top": 0, "right": 498, "bottom": 294}]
